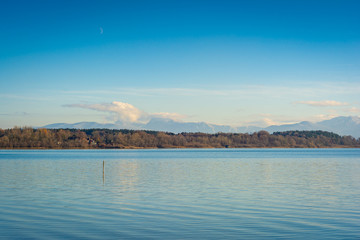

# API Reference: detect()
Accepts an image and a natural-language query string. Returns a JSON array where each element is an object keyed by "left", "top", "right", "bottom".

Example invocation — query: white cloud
[
  {"left": 238, "top": 114, "right": 298, "bottom": 127},
  {"left": 313, "top": 114, "right": 340, "bottom": 121},
  {"left": 348, "top": 107, "right": 360, "bottom": 113},
  {"left": 262, "top": 118, "right": 279, "bottom": 126},
  {"left": 295, "top": 100, "right": 348, "bottom": 107},
  {"left": 151, "top": 112, "right": 187, "bottom": 121},
  {"left": 65, "top": 101, "right": 186, "bottom": 123},
  {"left": 65, "top": 101, "right": 146, "bottom": 123}
]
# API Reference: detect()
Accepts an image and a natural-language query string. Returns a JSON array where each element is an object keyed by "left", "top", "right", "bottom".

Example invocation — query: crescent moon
[{"left": 100, "top": 27, "right": 103, "bottom": 35}]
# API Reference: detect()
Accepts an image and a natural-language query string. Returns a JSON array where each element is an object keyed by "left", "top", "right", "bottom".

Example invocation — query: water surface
[{"left": 0, "top": 149, "right": 360, "bottom": 239}]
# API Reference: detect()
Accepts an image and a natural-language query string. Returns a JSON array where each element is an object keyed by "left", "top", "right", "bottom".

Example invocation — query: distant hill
[
  {"left": 263, "top": 116, "right": 360, "bottom": 138},
  {"left": 144, "top": 118, "right": 239, "bottom": 133},
  {"left": 43, "top": 116, "right": 360, "bottom": 138},
  {"left": 44, "top": 122, "right": 119, "bottom": 129}
]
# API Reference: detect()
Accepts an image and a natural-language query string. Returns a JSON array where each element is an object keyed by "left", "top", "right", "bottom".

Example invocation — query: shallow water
[{"left": 0, "top": 149, "right": 360, "bottom": 239}]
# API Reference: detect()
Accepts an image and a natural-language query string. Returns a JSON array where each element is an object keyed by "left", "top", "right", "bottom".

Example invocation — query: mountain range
[{"left": 44, "top": 116, "right": 360, "bottom": 138}]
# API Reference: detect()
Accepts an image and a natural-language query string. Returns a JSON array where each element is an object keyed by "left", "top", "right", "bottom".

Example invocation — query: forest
[{"left": 0, "top": 127, "right": 359, "bottom": 149}]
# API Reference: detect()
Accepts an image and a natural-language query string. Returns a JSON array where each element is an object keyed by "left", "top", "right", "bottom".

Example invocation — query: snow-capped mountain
[{"left": 43, "top": 116, "right": 360, "bottom": 138}]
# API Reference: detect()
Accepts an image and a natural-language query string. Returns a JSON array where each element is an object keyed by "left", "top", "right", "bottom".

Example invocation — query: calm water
[{"left": 0, "top": 149, "right": 360, "bottom": 239}]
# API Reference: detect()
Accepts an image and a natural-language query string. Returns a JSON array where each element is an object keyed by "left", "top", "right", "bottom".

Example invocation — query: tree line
[{"left": 0, "top": 127, "right": 359, "bottom": 149}]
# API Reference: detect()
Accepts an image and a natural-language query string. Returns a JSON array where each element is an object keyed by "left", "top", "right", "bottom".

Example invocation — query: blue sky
[{"left": 1, "top": 0, "right": 359, "bottom": 128}]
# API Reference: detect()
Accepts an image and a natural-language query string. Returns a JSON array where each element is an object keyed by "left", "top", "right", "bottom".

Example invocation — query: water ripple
[{"left": 1, "top": 149, "right": 360, "bottom": 239}]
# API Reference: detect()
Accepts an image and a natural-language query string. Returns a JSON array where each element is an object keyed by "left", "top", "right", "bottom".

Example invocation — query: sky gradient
[{"left": 1, "top": 0, "right": 360, "bottom": 128}]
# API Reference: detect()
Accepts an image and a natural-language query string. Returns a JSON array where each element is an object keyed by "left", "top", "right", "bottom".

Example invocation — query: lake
[{"left": 0, "top": 149, "right": 360, "bottom": 239}]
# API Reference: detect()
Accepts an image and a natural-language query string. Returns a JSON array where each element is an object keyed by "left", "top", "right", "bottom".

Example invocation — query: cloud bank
[
  {"left": 65, "top": 101, "right": 186, "bottom": 123},
  {"left": 295, "top": 100, "right": 348, "bottom": 107}
]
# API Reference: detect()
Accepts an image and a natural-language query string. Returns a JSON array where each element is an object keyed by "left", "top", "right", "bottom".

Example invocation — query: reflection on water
[{"left": 0, "top": 149, "right": 360, "bottom": 239}]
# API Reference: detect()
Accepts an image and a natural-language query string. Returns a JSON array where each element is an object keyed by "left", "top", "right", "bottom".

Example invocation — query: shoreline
[{"left": 1, "top": 146, "right": 359, "bottom": 150}]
